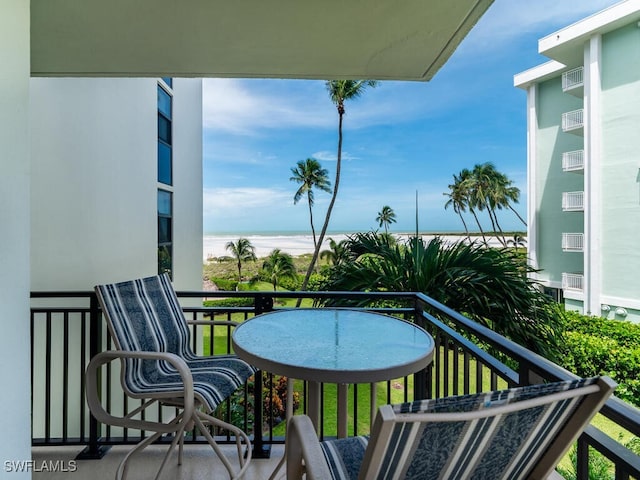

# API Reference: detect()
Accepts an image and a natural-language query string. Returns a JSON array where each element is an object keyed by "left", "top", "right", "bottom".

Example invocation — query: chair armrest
[
  {"left": 85, "top": 350, "right": 195, "bottom": 434},
  {"left": 286, "top": 415, "right": 332, "bottom": 480}
]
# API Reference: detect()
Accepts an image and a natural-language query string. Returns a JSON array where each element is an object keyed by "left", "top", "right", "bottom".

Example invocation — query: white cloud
[
  {"left": 203, "top": 187, "right": 291, "bottom": 214},
  {"left": 311, "top": 150, "right": 359, "bottom": 162},
  {"left": 202, "top": 79, "right": 333, "bottom": 135}
]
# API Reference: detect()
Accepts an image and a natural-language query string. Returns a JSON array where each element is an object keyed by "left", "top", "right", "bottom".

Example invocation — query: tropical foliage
[
  {"left": 444, "top": 162, "right": 526, "bottom": 246},
  {"left": 290, "top": 158, "right": 332, "bottom": 250},
  {"left": 225, "top": 237, "right": 257, "bottom": 283},
  {"left": 299, "top": 80, "right": 378, "bottom": 293},
  {"left": 319, "top": 237, "right": 348, "bottom": 266},
  {"left": 261, "top": 249, "right": 297, "bottom": 290},
  {"left": 320, "top": 232, "right": 563, "bottom": 358},
  {"left": 376, "top": 205, "right": 397, "bottom": 234},
  {"left": 557, "top": 311, "right": 640, "bottom": 406}
]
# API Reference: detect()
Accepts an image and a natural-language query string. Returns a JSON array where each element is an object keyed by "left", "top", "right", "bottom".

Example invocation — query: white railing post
[
  {"left": 562, "top": 109, "right": 584, "bottom": 132},
  {"left": 562, "top": 66, "right": 584, "bottom": 91},
  {"left": 562, "top": 273, "right": 584, "bottom": 291},
  {"left": 562, "top": 233, "right": 584, "bottom": 252},
  {"left": 562, "top": 191, "right": 584, "bottom": 211},
  {"left": 562, "top": 150, "right": 585, "bottom": 171}
]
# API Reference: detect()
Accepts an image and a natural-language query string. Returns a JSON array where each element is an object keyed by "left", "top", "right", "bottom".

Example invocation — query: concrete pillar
[{"left": 0, "top": 1, "right": 32, "bottom": 478}]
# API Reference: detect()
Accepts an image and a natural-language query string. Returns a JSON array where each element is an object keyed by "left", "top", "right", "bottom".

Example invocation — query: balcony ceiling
[{"left": 30, "top": 0, "right": 493, "bottom": 81}]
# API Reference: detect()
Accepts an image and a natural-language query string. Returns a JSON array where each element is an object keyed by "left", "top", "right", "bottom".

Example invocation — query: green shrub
[
  {"left": 558, "top": 315, "right": 640, "bottom": 406},
  {"left": 209, "top": 277, "right": 238, "bottom": 291},
  {"left": 564, "top": 310, "right": 640, "bottom": 348},
  {"left": 202, "top": 297, "right": 253, "bottom": 308}
]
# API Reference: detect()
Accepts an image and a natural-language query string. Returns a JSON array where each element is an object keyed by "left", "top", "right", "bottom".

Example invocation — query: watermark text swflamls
[{"left": 4, "top": 460, "right": 78, "bottom": 473}]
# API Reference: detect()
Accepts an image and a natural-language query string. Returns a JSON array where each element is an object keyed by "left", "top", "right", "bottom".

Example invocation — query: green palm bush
[{"left": 320, "top": 232, "right": 563, "bottom": 359}]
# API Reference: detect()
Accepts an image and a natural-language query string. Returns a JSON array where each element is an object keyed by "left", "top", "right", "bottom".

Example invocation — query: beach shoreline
[{"left": 203, "top": 233, "right": 515, "bottom": 261}]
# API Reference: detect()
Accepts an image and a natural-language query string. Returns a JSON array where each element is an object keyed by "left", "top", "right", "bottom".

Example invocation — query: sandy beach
[{"left": 203, "top": 233, "right": 511, "bottom": 261}]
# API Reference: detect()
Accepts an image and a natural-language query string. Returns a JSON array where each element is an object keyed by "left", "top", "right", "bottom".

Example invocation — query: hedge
[{"left": 558, "top": 312, "right": 640, "bottom": 406}]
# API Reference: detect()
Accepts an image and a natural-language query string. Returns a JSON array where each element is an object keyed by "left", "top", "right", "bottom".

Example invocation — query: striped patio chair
[
  {"left": 286, "top": 376, "right": 616, "bottom": 480},
  {"left": 85, "top": 274, "right": 258, "bottom": 480}
]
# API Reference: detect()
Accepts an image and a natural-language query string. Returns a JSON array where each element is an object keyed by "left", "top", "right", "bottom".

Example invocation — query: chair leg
[
  {"left": 114, "top": 413, "right": 185, "bottom": 480},
  {"left": 192, "top": 410, "right": 252, "bottom": 480},
  {"left": 116, "top": 430, "right": 164, "bottom": 480},
  {"left": 152, "top": 427, "right": 185, "bottom": 480}
]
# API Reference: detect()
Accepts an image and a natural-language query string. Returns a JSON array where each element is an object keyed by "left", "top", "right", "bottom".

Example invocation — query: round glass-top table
[{"left": 232, "top": 308, "right": 434, "bottom": 437}]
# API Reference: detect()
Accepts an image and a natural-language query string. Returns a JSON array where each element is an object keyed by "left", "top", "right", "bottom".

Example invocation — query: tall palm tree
[
  {"left": 456, "top": 168, "right": 487, "bottom": 243},
  {"left": 376, "top": 205, "right": 397, "bottom": 234},
  {"left": 299, "top": 80, "right": 378, "bottom": 294},
  {"left": 290, "top": 158, "right": 332, "bottom": 250},
  {"left": 468, "top": 163, "right": 501, "bottom": 243},
  {"left": 225, "top": 238, "right": 256, "bottom": 283},
  {"left": 262, "top": 249, "right": 297, "bottom": 290},
  {"left": 490, "top": 170, "right": 527, "bottom": 227},
  {"left": 320, "top": 232, "right": 563, "bottom": 360},
  {"left": 444, "top": 173, "right": 471, "bottom": 241}
]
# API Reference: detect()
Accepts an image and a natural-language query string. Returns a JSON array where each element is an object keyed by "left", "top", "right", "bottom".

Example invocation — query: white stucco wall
[
  {"left": 30, "top": 78, "right": 203, "bottom": 291},
  {"left": 0, "top": 2, "right": 32, "bottom": 477}
]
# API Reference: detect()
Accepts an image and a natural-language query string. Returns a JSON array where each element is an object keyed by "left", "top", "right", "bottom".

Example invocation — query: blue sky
[{"left": 202, "top": 0, "right": 617, "bottom": 235}]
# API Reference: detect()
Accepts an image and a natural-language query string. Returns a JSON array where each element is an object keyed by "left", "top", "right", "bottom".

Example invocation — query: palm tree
[
  {"left": 319, "top": 237, "right": 348, "bottom": 266},
  {"left": 489, "top": 169, "right": 527, "bottom": 227},
  {"left": 320, "top": 232, "right": 564, "bottom": 360},
  {"left": 444, "top": 173, "right": 471, "bottom": 241},
  {"left": 290, "top": 158, "right": 332, "bottom": 250},
  {"left": 225, "top": 238, "right": 257, "bottom": 283},
  {"left": 455, "top": 168, "right": 487, "bottom": 244},
  {"left": 507, "top": 233, "right": 527, "bottom": 249},
  {"left": 299, "top": 80, "right": 378, "bottom": 294},
  {"left": 468, "top": 163, "right": 506, "bottom": 245},
  {"left": 262, "top": 249, "right": 297, "bottom": 290},
  {"left": 376, "top": 205, "right": 397, "bottom": 234}
]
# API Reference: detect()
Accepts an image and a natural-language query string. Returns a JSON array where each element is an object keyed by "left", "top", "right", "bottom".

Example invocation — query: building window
[
  {"left": 158, "top": 83, "right": 173, "bottom": 185},
  {"left": 158, "top": 189, "right": 173, "bottom": 277},
  {"left": 161, "top": 77, "right": 173, "bottom": 88},
  {"left": 543, "top": 286, "right": 564, "bottom": 303}
]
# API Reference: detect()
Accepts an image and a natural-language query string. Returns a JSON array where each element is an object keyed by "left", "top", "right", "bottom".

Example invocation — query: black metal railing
[{"left": 30, "top": 290, "right": 640, "bottom": 477}]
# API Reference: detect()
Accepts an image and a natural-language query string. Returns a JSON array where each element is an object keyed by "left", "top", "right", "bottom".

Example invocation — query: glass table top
[{"left": 232, "top": 308, "right": 434, "bottom": 383}]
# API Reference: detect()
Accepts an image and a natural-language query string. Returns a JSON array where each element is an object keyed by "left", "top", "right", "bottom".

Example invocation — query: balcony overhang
[
  {"left": 538, "top": 1, "right": 640, "bottom": 67},
  {"left": 30, "top": 0, "right": 493, "bottom": 80}
]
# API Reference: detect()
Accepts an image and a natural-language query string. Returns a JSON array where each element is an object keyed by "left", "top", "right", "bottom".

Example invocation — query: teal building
[{"left": 515, "top": 1, "right": 640, "bottom": 322}]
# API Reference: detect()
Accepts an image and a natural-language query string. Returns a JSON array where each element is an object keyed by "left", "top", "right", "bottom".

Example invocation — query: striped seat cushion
[
  {"left": 320, "top": 436, "right": 369, "bottom": 480},
  {"left": 320, "top": 377, "right": 598, "bottom": 480},
  {"left": 96, "top": 274, "right": 257, "bottom": 412}
]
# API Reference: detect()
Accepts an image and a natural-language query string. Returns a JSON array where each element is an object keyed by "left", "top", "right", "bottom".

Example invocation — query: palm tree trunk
[
  {"left": 491, "top": 210, "right": 508, "bottom": 246},
  {"left": 508, "top": 204, "right": 527, "bottom": 226},
  {"left": 470, "top": 208, "right": 487, "bottom": 244},
  {"left": 307, "top": 193, "right": 317, "bottom": 250},
  {"left": 300, "top": 109, "right": 343, "bottom": 294},
  {"left": 458, "top": 212, "right": 471, "bottom": 242}
]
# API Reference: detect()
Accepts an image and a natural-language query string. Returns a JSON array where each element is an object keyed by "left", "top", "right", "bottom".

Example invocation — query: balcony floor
[{"left": 32, "top": 444, "right": 285, "bottom": 480}]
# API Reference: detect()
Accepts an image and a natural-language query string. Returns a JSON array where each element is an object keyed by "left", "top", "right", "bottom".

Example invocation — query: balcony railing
[
  {"left": 562, "top": 273, "right": 584, "bottom": 291},
  {"left": 30, "top": 290, "right": 640, "bottom": 477},
  {"left": 562, "top": 233, "right": 584, "bottom": 252},
  {"left": 562, "top": 109, "right": 584, "bottom": 134},
  {"left": 562, "top": 66, "right": 584, "bottom": 92},
  {"left": 562, "top": 149, "right": 585, "bottom": 172},
  {"left": 563, "top": 191, "right": 585, "bottom": 211}
]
